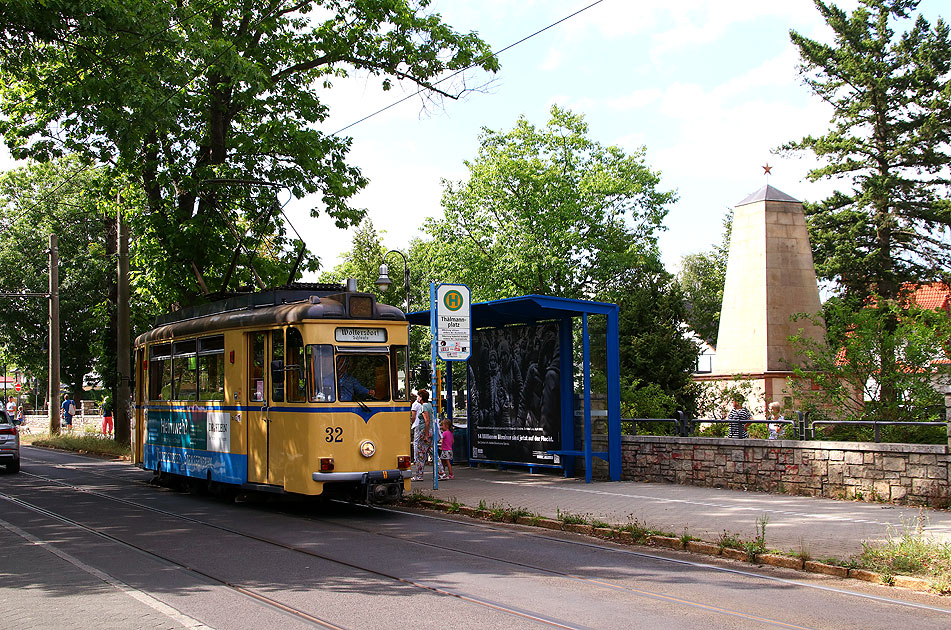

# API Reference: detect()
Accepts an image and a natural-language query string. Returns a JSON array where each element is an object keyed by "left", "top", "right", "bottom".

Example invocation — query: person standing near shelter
[
  {"left": 439, "top": 419, "right": 454, "bottom": 480},
  {"left": 6, "top": 396, "right": 15, "bottom": 417},
  {"left": 411, "top": 389, "right": 444, "bottom": 480},
  {"left": 61, "top": 394, "right": 75, "bottom": 432},
  {"left": 726, "top": 394, "right": 751, "bottom": 439},
  {"left": 410, "top": 391, "right": 422, "bottom": 460}
]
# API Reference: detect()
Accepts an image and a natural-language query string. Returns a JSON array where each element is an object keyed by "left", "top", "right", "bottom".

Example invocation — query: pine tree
[
  {"left": 782, "top": 0, "right": 951, "bottom": 299},
  {"left": 782, "top": 0, "right": 951, "bottom": 418}
]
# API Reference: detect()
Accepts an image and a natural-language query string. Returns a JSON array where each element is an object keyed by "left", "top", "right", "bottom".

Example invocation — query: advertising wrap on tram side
[
  {"left": 144, "top": 406, "right": 247, "bottom": 484},
  {"left": 467, "top": 322, "right": 562, "bottom": 467}
]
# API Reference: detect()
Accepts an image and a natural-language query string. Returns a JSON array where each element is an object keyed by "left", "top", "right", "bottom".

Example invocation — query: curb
[{"left": 404, "top": 494, "right": 944, "bottom": 596}]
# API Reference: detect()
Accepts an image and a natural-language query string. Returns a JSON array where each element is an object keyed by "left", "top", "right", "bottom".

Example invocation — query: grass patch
[
  {"left": 716, "top": 530, "right": 745, "bottom": 552},
  {"left": 856, "top": 511, "right": 951, "bottom": 593},
  {"left": 29, "top": 432, "right": 130, "bottom": 459},
  {"left": 618, "top": 516, "right": 663, "bottom": 543},
  {"left": 556, "top": 508, "right": 589, "bottom": 525}
]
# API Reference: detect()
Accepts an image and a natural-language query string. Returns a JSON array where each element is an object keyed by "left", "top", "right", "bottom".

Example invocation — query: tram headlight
[{"left": 359, "top": 439, "right": 376, "bottom": 458}]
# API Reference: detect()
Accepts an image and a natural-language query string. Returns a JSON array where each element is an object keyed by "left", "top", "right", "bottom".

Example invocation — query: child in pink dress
[{"left": 439, "top": 419, "right": 454, "bottom": 480}]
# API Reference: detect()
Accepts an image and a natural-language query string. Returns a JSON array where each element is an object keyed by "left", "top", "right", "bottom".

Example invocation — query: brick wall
[{"left": 590, "top": 435, "right": 950, "bottom": 507}]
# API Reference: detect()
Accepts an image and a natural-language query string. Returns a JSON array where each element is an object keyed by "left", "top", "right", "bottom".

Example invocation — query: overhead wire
[
  {"left": 331, "top": 0, "right": 605, "bottom": 136},
  {"left": 5, "top": 0, "right": 608, "bottom": 287}
]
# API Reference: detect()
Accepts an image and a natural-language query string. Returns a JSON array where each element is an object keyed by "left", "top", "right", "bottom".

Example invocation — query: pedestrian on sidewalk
[
  {"left": 439, "top": 419, "right": 454, "bottom": 480},
  {"left": 410, "top": 391, "right": 422, "bottom": 461},
  {"left": 412, "top": 389, "right": 433, "bottom": 480},
  {"left": 102, "top": 406, "right": 114, "bottom": 438},
  {"left": 726, "top": 393, "right": 751, "bottom": 439},
  {"left": 62, "top": 394, "right": 75, "bottom": 432}
]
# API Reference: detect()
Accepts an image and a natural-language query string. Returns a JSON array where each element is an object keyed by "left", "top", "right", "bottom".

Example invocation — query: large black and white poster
[{"left": 467, "top": 322, "right": 561, "bottom": 466}]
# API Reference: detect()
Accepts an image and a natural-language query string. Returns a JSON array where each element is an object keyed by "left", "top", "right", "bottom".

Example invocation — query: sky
[
  {"left": 1, "top": 0, "right": 946, "bottom": 280},
  {"left": 290, "top": 0, "right": 893, "bottom": 278}
]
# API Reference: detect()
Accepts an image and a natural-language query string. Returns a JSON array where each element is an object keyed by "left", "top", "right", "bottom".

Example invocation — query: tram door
[
  {"left": 133, "top": 349, "right": 145, "bottom": 464},
  {"left": 246, "top": 331, "right": 286, "bottom": 485}
]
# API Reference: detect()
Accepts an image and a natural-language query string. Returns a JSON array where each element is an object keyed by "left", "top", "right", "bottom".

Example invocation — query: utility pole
[
  {"left": 116, "top": 202, "right": 131, "bottom": 444},
  {"left": 49, "top": 234, "right": 60, "bottom": 434}
]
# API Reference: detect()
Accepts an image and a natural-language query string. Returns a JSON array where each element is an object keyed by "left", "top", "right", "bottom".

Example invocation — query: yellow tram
[{"left": 131, "top": 283, "right": 412, "bottom": 502}]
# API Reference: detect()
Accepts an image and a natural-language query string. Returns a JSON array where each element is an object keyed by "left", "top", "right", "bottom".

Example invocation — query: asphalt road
[{"left": 1, "top": 447, "right": 949, "bottom": 630}]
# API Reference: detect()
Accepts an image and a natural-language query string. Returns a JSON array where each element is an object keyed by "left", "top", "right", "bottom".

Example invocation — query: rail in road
[{"left": 1, "top": 447, "right": 950, "bottom": 630}]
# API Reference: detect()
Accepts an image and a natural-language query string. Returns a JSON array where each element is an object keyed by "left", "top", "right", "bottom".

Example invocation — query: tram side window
[
  {"left": 307, "top": 345, "right": 335, "bottom": 402},
  {"left": 198, "top": 335, "right": 225, "bottom": 401},
  {"left": 172, "top": 340, "right": 198, "bottom": 401},
  {"left": 149, "top": 344, "right": 172, "bottom": 400},
  {"left": 271, "top": 329, "right": 285, "bottom": 403},
  {"left": 391, "top": 346, "right": 408, "bottom": 402},
  {"left": 250, "top": 333, "right": 266, "bottom": 402},
  {"left": 285, "top": 328, "right": 307, "bottom": 403}
]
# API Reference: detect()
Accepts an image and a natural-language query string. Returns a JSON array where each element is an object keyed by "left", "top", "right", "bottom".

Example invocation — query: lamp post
[{"left": 376, "top": 250, "right": 411, "bottom": 399}]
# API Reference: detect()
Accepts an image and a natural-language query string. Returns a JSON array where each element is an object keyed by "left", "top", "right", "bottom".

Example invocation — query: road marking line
[{"left": 0, "top": 515, "right": 213, "bottom": 630}]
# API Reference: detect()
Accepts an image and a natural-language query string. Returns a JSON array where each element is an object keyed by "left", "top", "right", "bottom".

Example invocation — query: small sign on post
[
  {"left": 14, "top": 383, "right": 21, "bottom": 393},
  {"left": 435, "top": 284, "right": 471, "bottom": 362}
]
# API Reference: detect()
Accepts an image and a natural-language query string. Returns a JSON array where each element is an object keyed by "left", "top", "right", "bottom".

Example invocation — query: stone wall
[{"left": 590, "top": 435, "right": 950, "bottom": 507}]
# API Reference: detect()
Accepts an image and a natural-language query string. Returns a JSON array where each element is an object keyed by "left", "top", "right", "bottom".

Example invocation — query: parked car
[{"left": 0, "top": 410, "right": 20, "bottom": 473}]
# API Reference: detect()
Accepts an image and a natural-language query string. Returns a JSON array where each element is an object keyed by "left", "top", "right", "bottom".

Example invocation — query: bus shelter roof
[
  {"left": 406, "top": 293, "right": 621, "bottom": 483},
  {"left": 405, "top": 294, "right": 617, "bottom": 328}
]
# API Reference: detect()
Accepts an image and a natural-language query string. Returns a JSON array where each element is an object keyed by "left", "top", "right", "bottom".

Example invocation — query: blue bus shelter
[{"left": 408, "top": 294, "right": 621, "bottom": 482}]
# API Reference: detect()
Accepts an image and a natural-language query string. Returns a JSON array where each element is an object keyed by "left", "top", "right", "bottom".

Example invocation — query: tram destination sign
[
  {"left": 435, "top": 284, "right": 471, "bottom": 361},
  {"left": 335, "top": 327, "right": 387, "bottom": 343}
]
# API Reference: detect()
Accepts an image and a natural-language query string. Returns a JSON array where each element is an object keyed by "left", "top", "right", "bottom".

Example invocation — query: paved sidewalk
[
  {"left": 412, "top": 466, "right": 951, "bottom": 560},
  {"left": 0, "top": 517, "right": 196, "bottom": 630}
]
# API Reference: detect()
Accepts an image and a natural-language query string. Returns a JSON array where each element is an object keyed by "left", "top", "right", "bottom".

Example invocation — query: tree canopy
[
  {"left": 422, "top": 106, "right": 695, "bottom": 417},
  {"left": 675, "top": 210, "right": 731, "bottom": 346},
  {"left": 782, "top": 0, "right": 951, "bottom": 300},
  {"left": 0, "top": 0, "right": 499, "bottom": 307},
  {"left": 783, "top": 0, "right": 951, "bottom": 418},
  {"left": 428, "top": 105, "right": 676, "bottom": 302},
  {"left": 0, "top": 158, "right": 119, "bottom": 405}
]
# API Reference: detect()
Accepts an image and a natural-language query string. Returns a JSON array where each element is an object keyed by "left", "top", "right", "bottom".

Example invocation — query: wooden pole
[
  {"left": 116, "top": 204, "right": 131, "bottom": 444},
  {"left": 49, "top": 234, "right": 60, "bottom": 434}
]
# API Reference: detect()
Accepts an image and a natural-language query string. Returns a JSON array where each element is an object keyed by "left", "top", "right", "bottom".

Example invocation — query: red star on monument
[{"left": 762, "top": 163, "right": 773, "bottom": 175}]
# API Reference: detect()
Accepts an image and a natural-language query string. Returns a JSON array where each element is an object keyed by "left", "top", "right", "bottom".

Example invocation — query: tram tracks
[
  {"left": 5, "top": 464, "right": 586, "bottom": 630},
  {"left": 14, "top": 452, "right": 951, "bottom": 628}
]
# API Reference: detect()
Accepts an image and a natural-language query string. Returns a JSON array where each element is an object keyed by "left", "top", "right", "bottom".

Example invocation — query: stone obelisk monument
[{"left": 709, "top": 179, "right": 824, "bottom": 407}]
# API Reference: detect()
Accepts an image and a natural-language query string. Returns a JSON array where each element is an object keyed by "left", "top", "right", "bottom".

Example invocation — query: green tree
[
  {"left": 788, "top": 297, "right": 951, "bottom": 439},
  {"left": 0, "top": 158, "right": 116, "bottom": 413},
  {"left": 0, "top": 0, "right": 499, "bottom": 307},
  {"left": 320, "top": 219, "right": 389, "bottom": 301},
  {"left": 782, "top": 0, "right": 951, "bottom": 418},
  {"left": 676, "top": 210, "right": 732, "bottom": 346},
  {"left": 608, "top": 258, "right": 701, "bottom": 419},
  {"left": 783, "top": 0, "right": 951, "bottom": 298},
  {"left": 429, "top": 105, "right": 676, "bottom": 301},
  {"left": 428, "top": 106, "right": 695, "bottom": 415}
]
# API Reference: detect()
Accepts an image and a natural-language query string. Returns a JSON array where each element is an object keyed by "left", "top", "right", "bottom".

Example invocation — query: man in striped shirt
[{"left": 727, "top": 394, "right": 752, "bottom": 439}]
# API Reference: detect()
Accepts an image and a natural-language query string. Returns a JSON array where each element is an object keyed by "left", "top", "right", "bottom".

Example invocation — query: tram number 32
[{"left": 325, "top": 427, "right": 344, "bottom": 443}]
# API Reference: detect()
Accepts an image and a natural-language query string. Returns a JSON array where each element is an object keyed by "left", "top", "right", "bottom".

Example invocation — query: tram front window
[{"left": 335, "top": 354, "right": 389, "bottom": 402}]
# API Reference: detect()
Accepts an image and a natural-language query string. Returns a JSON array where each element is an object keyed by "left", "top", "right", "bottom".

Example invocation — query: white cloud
[{"left": 540, "top": 46, "right": 563, "bottom": 71}]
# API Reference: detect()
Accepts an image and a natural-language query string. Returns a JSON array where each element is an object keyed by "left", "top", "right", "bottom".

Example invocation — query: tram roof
[
  {"left": 405, "top": 294, "right": 618, "bottom": 329},
  {"left": 136, "top": 285, "right": 405, "bottom": 346}
]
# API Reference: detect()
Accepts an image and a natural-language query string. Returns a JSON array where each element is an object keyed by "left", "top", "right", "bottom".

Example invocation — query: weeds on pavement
[{"left": 857, "top": 510, "right": 951, "bottom": 593}]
